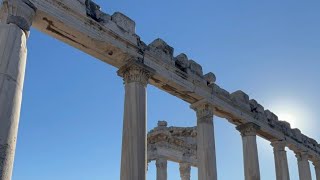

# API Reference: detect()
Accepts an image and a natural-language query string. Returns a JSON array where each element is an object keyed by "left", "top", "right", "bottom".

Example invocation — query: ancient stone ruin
[{"left": 0, "top": 0, "right": 320, "bottom": 180}]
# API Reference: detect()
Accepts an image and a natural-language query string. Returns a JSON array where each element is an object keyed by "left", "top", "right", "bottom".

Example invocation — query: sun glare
[{"left": 267, "top": 99, "right": 313, "bottom": 132}]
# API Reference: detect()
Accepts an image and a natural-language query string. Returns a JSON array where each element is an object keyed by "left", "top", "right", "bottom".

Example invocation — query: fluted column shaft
[
  {"left": 191, "top": 101, "right": 217, "bottom": 180},
  {"left": 179, "top": 163, "right": 191, "bottom": 180},
  {"left": 271, "top": 141, "right": 290, "bottom": 180},
  {"left": 118, "top": 62, "right": 153, "bottom": 180},
  {"left": 296, "top": 151, "right": 312, "bottom": 180},
  {"left": 156, "top": 158, "right": 167, "bottom": 180},
  {"left": 236, "top": 123, "right": 261, "bottom": 180},
  {"left": 0, "top": 1, "right": 35, "bottom": 179},
  {"left": 313, "top": 160, "right": 320, "bottom": 180}
]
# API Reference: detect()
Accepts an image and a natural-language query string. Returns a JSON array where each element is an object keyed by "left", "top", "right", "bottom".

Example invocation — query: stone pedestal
[
  {"left": 191, "top": 101, "right": 217, "bottom": 180},
  {"left": 118, "top": 62, "right": 152, "bottom": 180},
  {"left": 156, "top": 158, "right": 167, "bottom": 180},
  {"left": 271, "top": 141, "right": 290, "bottom": 180},
  {"left": 296, "top": 151, "right": 312, "bottom": 180},
  {"left": 313, "top": 161, "right": 320, "bottom": 180},
  {"left": 0, "top": 1, "right": 35, "bottom": 179},
  {"left": 179, "top": 163, "right": 191, "bottom": 180},
  {"left": 236, "top": 123, "right": 261, "bottom": 180}
]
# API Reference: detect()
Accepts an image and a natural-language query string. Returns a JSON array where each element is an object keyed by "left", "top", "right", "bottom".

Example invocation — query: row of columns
[
  {"left": 0, "top": 2, "right": 320, "bottom": 180},
  {"left": 155, "top": 158, "right": 191, "bottom": 180}
]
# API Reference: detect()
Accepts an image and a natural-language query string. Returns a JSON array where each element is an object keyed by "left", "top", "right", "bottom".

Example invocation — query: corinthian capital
[
  {"left": 236, "top": 122, "right": 260, "bottom": 136},
  {"left": 295, "top": 150, "right": 309, "bottom": 161},
  {"left": 117, "top": 59, "right": 154, "bottom": 86},
  {"left": 0, "top": 0, "right": 36, "bottom": 31},
  {"left": 190, "top": 100, "right": 214, "bottom": 124}
]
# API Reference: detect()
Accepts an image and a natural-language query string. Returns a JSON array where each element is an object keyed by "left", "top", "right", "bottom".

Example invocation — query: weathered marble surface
[
  {"left": 237, "top": 123, "right": 261, "bottom": 180},
  {"left": 296, "top": 151, "right": 312, "bottom": 180},
  {"left": 147, "top": 121, "right": 197, "bottom": 166},
  {"left": 191, "top": 101, "right": 217, "bottom": 180},
  {"left": 13, "top": 0, "right": 319, "bottom": 161},
  {"left": 271, "top": 141, "right": 290, "bottom": 180},
  {"left": 118, "top": 62, "right": 153, "bottom": 180}
]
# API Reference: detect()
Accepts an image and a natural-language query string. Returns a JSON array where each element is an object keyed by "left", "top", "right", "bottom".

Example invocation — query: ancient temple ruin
[{"left": 0, "top": 0, "right": 320, "bottom": 180}]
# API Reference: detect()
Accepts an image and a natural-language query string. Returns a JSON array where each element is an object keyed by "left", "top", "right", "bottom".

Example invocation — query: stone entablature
[
  {"left": 147, "top": 121, "right": 197, "bottom": 167},
  {"left": 14, "top": 0, "right": 319, "bottom": 161}
]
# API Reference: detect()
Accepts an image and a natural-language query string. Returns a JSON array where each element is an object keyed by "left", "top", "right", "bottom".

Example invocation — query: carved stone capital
[
  {"left": 179, "top": 163, "right": 191, "bottom": 179},
  {"left": 117, "top": 60, "right": 154, "bottom": 86},
  {"left": 0, "top": 0, "right": 36, "bottom": 32},
  {"left": 295, "top": 151, "right": 309, "bottom": 161},
  {"left": 191, "top": 100, "right": 214, "bottom": 124},
  {"left": 156, "top": 158, "right": 167, "bottom": 169},
  {"left": 271, "top": 140, "right": 287, "bottom": 151},
  {"left": 236, "top": 122, "right": 260, "bottom": 136},
  {"left": 313, "top": 160, "right": 320, "bottom": 168}
]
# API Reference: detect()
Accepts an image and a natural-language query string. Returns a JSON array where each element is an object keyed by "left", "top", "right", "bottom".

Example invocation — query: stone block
[
  {"left": 264, "top": 110, "right": 278, "bottom": 127},
  {"left": 174, "top": 53, "right": 189, "bottom": 71},
  {"left": 111, "top": 12, "right": 135, "bottom": 34},
  {"left": 249, "top": 99, "right": 264, "bottom": 114},
  {"left": 187, "top": 60, "right": 203, "bottom": 77},
  {"left": 148, "top": 38, "right": 174, "bottom": 65},
  {"left": 292, "top": 128, "right": 302, "bottom": 143},
  {"left": 212, "top": 84, "right": 230, "bottom": 99},
  {"left": 231, "top": 90, "right": 251, "bottom": 111},
  {"left": 204, "top": 72, "right": 216, "bottom": 85},
  {"left": 278, "top": 121, "right": 292, "bottom": 136}
]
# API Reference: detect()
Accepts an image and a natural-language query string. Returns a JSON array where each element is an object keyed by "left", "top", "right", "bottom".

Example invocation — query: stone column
[
  {"left": 156, "top": 158, "right": 167, "bottom": 180},
  {"left": 236, "top": 123, "right": 261, "bottom": 180},
  {"left": 191, "top": 101, "right": 217, "bottom": 180},
  {"left": 313, "top": 160, "right": 320, "bottom": 180},
  {"left": 295, "top": 151, "right": 312, "bottom": 180},
  {"left": 179, "top": 163, "right": 191, "bottom": 180},
  {"left": 271, "top": 140, "right": 290, "bottom": 180},
  {"left": 0, "top": 1, "right": 35, "bottom": 179},
  {"left": 118, "top": 62, "right": 153, "bottom": 180}
]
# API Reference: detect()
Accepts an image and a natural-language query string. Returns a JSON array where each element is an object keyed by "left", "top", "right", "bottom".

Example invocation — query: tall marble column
[
  {"left": 156, "top": 158, "right": 167, "bottom": 180},
  {"left": 118, "top": 62, "right": 153, "bottom": 180},
  {"left": 179, "top": 163, "right": 191, "bottom": 180},
  {"left": 295, "top": 151, "right": 312, "bottom": 180},
  {"left": 191, "top": 101, "right": 217, "bottom": 180},
  {"left": 236, "top": 123, "right": 261, "bottom": 180},
  {"left": 271, "top": 140, "right": 290, "bottom": 180},
  {"left": 313, "top": 160, "right": 320, "bottom": 180},
  {"left": 0, "top": 1, "right": 35, "bottom": 179}
]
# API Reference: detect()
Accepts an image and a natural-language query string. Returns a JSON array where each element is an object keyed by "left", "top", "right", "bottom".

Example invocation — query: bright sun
[{"left": 267, "top": 99, "right": 312, "bottom": 131}]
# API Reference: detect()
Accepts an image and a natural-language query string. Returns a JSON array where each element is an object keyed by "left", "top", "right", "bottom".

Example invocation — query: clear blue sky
[{"left": 12, "top": 0, "right": 320, "bottom": 179}]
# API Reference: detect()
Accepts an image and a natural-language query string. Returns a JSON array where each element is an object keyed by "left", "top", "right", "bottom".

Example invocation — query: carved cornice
[
  {"left": 236, "top": 122, "right": 260, "bottom": 136},
  {"left": 191, "top": 100, "right": 214, "bottom": 124},
  {"left": 1, "top": 0, "right": 36, "bottom": 32},
  {"left": 271, "top": 140, "right": 287, "bottom": 151},
  {"left": 117, "top": 60, "right": 154, "bottom": 86}
]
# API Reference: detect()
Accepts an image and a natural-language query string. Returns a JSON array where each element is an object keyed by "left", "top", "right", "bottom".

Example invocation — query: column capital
[
  {"left": 0, "top": 0, "right": 36, "bottom": 32},
  {"left": 179, "top": 163, "right": 191, "bottom": 179},
  {"left": 271, "top": 140, "right": 287, "bottom": 151},
  {"left": 156, "top": 158, "right": 167, "bottom": 169},
  {"left": 295, "top": 151, "right": 309, "bottom": 161},
  {"left": 190, "top": 100, "right": 214, "bottom": 124},
  {"left": 117, "top": 59, "right": 154, "bottom": 86},
  {"left": 236, "top": 122, "right": 260, "bottom": 136},
  {"left": 313, "top": 159, "right": 320, "bottom": 167}
]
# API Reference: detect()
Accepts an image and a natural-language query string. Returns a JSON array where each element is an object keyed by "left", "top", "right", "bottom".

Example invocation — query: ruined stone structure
[
  {"left": 148, "top": 121, "right": 197, "bottom": 180},
  {"left": 0, "top": 0, "right": 320, "bottom": 180}
]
